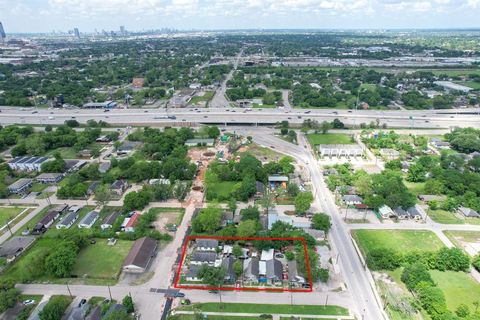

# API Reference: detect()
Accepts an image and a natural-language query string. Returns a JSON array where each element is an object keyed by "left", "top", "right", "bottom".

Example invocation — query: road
[
  {"left": 237, "top": 128, "right": 386, "bottom": 320},
  {"left": 1, "top": 106, "right": 480, "bottom": 128},
  {"left": 209, "top": 49, "right": 243, "bottom": 108}
]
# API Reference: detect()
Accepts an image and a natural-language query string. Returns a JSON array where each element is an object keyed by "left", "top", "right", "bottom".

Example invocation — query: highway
[{"left": 1, "top": 106, "right": 480, "bottom": 128}]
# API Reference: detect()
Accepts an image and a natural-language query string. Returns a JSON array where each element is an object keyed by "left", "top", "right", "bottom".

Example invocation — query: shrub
[
  {"left": 401, "top": 263, "right": 434, "bottom": 291},
  {"left": 366, "top": 248, "right": 403, "bottom": 270},
  {"left": 435, "top": 247, "right": 470, "bottom": 272}
]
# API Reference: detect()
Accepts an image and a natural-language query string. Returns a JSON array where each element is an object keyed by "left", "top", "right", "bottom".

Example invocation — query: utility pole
[
  {"left": 66, "top": 283, "right": 73, "bottom": 298},
  {"left": 107, "top": 285, "right": 113, "bottom": 301},
  {"left": 6, "top": 222, "right": 13, "bottom": 236},
  {"left": 324, "top": 294, "right": 329, "bottom": 307}
]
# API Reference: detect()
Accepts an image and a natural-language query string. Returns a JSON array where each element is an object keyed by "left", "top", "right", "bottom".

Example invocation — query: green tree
[
  {"left": 39, "top": 296, "right": 71, "bottom": 320},
  {"left": 294, "top": 192, "right": 314, "bottom": 214},
  {"left": 233, "top": 260, "right": 243, "bottom": 278},
  {"left": 319, "top": 121, "right": 333, "bottom": 134},
  {"left": 232, "top": 245, "right": 242, "bottom": 258},
  {"left": 0, "top": 280, "right": 20, "bottom": 313},
  {"left": 197, "top": 265, "right": 226, "bottom": 287},
  {"left": 241, "top": 206, "right": 260, "bottom": 221},
  {"left": 94, "top": 184, "right": 112, "bottom": 207},
  {"left": 435, "top": 247, "right": 470, "bottom": 272},
  {"left": 456, "top": 304, "right": 470, "bottom": 318},
  {"left": 191, "top": 206, "right": 222, "bottom": 234},
  {"left": 122, "top": 295, "right": 135, "bottom": 313},
  {"left": 44, "top": 241, "right": 78, "bottom": 278},
  {"left": 311, "top": 213, "right": 331, "bottom": 233},
  {"left": 237, "top": 220, "right": 257, "bottom": 237},
  {"left": 401, "top": 262, "right": 434, "bottom": 291}
]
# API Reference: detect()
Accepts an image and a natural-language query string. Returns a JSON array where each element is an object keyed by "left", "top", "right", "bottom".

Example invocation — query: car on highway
[
  {"left": 23, "top": 300, "right": 35, "bottom": 306},
  {"left": 48, "top": 116, "right": 54, "bottom": 120},
  {"left": 32, "top": 110, "right": 38, "bottom": 114},
  {"left": 208, "top": 290, "right": 218, "bottom": 294},
  {"left": 174, "top": 292, "right": 185, "bottom": 298},
  {"left": 304, "top": 110, "right": 311, "bottom": 114},
  {"left": 203, "top": 115, "right": 208, "bottom": 118},
  {"left": 103, "top": 109, "right": 110, "bottom": 112},
  {"left": 333, "top": 111, "right": 338, "bottom": 114}
]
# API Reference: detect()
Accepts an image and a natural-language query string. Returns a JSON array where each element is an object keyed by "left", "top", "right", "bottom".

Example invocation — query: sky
[{"left": 1, "top": 0, "right": 480, "bottom": 33}]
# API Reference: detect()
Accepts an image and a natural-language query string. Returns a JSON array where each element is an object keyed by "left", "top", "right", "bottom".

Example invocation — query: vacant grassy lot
[
  {"left": 238, "top": 143, "right": 282, "bottom": 162},
  {"left": 404, "top": 181, "right": 425, "bottom": 196},
  {"left": 444, "top": 230, "right": 480, "bottom": 256},
  {"left": 0, "top": 206, "right": 26, "bottom": 227},
  {"left": 206, "top": 181, "right": 237, "bottom": 200},
  {"left": 182, "top": 303, "right": 349, "bottom": 316},
  {"left": 428, "top": 209, "right": 463, "bottom": 224},
  {"left": 431, "top": 270, "right": 480, "bottom": 311},
  {"left": 72, "top": 239, "right": 133, "bottom": 280},
  {"left": 189, "top": 91, "right": 214, "bottom": 105},
  {"left": 306, "top": 133, "right": 353, "bottom": 146},
  {"left": 352, "top": 230, "right": 445, "bottom": 255},
  {"left": 456, "top": 81, "right": 480, "bottom": 90}
]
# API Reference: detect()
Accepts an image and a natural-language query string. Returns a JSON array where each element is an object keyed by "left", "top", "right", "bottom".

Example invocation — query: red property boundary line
[{"left": 174, "top": 235, "right": 313, "bottom": 292}]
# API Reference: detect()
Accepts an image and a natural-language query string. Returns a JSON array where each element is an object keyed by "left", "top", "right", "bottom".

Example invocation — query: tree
[
  {"left": 311, "top": 213, "right": 331, "bottom": 233},
  {"left": 94, "top": 184, "right": 112, "bottom": 207},
  {"left": 39, "top": 296, "right": 71, "bottom": 320},
  {"left": 319, "top": 121, "right": 333, "bottom": 134},
  {"left": 227, "top": 199, "right": 237, "bottom": 212},
  {"left": 198, "top": 265, "right": 226, "bottom": 287},
  {"left": 332, "top": 118, "right": 345, "bottom": 129},
  {"left": 64, "top": 119, "right": 80, "bottom": 127},
  {"left": 353, "top": 174, "right": 372, "bottom": 196},
  {"left": 207, "top": 126, "right": 221, "bottom": 139},
  {"left": 122, "top": 295, "right": 135, "bottom": 313},
  {"left": 241, "top": 206, "right": 260, "bottom": 221},
  {"left": 233, "top": 260, "right": 243, "bottom": 278},
  {"left": 435, "top": 247, "right": 470, "bottom": 272},
  {"left": 44, "top": 241, "right": 78, "bottom": 278},
  {"left": 0, "top": 280, "right": 20, "bottom": 313},
  {"left": 237, "top": 220, "right": 257, "bottom": 237},
  {"left": 456, "top": 304, "right": 470, "bottom": 318},
  {"left": 278, "top": 156, "right": 294, "bottom": 175},
  {"left": 415, "top": 282, "right": 448, "bottom": 318},
  {"left": 287, "top": 183, "right": 300, "bottom": 197},
  {"left": 294, "top": 192, "right": 314, "bottom": 214},
  {"left": 232, "top": 245, "right": 243, "bottom": 258},
  {"left": 366, "top": 248, "right": 403, "bottom": 270},
  {"left": 191, "top": 206, "right": 222, "bottom": 234},
  {"left": 401, "top": 262, "right": 434, "bottom": 291}
]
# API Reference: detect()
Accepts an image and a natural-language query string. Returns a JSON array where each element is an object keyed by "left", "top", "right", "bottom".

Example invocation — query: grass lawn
[
  {"left": 148, "top": 207, "right": 185, "bottom": 225},
  {"left": 13, "top": 205, "right": 53, "bottom": 236},
  {"left": 30, "top": 183, "right": 48, "bottom": 193},
  {"left": 182, "top": 303, "right": 349, "bottom": 316},
  {"left": 206, "top": 181, "right": 237, "bottom": 200},
  {"left": 189, "top": 91, "right": 214, "bottom": 105},
  {"left": 431, "top": 270, "right": 480, "bottom": 311},
  {"left": 72, "top": 239, "right": 133, "bottom": 279},
  {"left": 444, "top": 230, "right": 480, "bottom": 255},
  {"left": 238, "top": 143, "right": 282, "bottom": 162},
  {"left": 456, "top": 81, "right": 480, "bottom": 90},
  {"left": 428, "top": 209, "right": 464, "bottom": 224},
  {"left": 404, "top": 181, "right": 425, "bottom": 196},
  {"left": 352, "top": 230, "right": 445, "bottom": 255},
  {"left": 0, "top": 206, "right": 26, "bottom": 227},
  {"left": 306, "top": 133, "right": 354, "bottom": 146}
]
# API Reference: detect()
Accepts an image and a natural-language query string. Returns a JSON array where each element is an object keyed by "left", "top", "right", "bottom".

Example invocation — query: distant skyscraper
[
  {"left": 74, "top": 27, "right": 80, "bottom": 39},
  {"left": 0, "top": 22, "right": 6, "bottom": 44},
  {"left": 120, "top": 25, "right": 126, "bottom": 36}
]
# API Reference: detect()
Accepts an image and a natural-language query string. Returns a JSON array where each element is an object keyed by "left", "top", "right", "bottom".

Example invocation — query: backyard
[
  {"left": 352, "top": 229, "right": 445, "bottom": 255},
  {"left": 0, "top": 206, "right": 29, "bottom": 227},
  {"left": 306, "top": 133, "right": 354, "bottom": 146}
]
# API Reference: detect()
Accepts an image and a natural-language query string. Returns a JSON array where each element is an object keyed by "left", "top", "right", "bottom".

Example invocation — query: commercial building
[
  {"left": 434, "top": 81, "right": 473, "bottom": 93},
  {"left": 81, "top": 101, "right": 117, "bottom": 109},
  {"left": 122, "top": 237, "right": 158, "bottom": 273},
  {"left": 8, "top": 156, "right": 50, "bottom": 171},
  {"left": 7, "top": 178, "right": 32, "bottom": 194},
  {"left": 318, "top": 144, "right": 363, "bottom": 157}
]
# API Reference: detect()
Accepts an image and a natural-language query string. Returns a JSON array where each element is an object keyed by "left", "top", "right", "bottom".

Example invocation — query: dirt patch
[
  {"left": 203, "top": 151, "right": 215, "bottom": 157},
  {"left": 154, "top": 211, "right": 182, "bottom": 232},
  {"left": 192, "top": 186, "right": 203, "bottom": 191}
]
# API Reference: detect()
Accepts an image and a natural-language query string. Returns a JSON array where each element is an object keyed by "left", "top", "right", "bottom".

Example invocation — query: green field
[
  {"left": 431, "top": 270, "right": 480, "bottom": 311},
  {"left": 189, "top": 91, "right": 214, "bottom": 105},
  {"left": 45, "top": 143, "right": 102, "bottom": 159},
  {"left": 352, "top": 230, "right": 445, "bottom": 255},
  {"left": 148, "top": 207, "right": 185, "bottom": 225},
  {"left": 30, "top": 183, "right": 49, "bottom": 193},
  {"left": 306, "top": 133, "right": 354, "bottom": 146},
  {"left": 238, "top": 143, "right": 282, "bottom": 162},
  {"left": 206, "top": 181, "right": 237, "bottom": 200},
  {"left": 444, "top": 230, "right": 480, "bottom": 253},
  {"left": 72, "top": 239, "right": 133, "bottom": 279},
  {"left": 404, "top": 181, "right": 425, "bottom": 196},
  {"left": 181, "top": 303, "right": 348, "bottom": 316},
  {"left": 0, "top": 206, "right": 26, "bottom": 227},
  {"left": 456, "top": 81, "right": 480, "bottom": 90},
  {"left": 428, "top": 209, "right": 463, "bottom": 224}
]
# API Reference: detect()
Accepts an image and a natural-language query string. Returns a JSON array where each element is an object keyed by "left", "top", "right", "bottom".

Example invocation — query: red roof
[{"left": 125, "top": 213, "right": 141, "bottom": 228}]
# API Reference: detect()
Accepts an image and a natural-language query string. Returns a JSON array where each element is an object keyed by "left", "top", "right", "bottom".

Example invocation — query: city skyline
[{"left": 1, "top": 0, "right": 480, "bottom": 33}]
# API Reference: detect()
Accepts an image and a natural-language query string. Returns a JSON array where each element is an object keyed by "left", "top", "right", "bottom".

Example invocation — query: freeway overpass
[{"left": 1, "top": 106, "right": 480, "bottom": 128}]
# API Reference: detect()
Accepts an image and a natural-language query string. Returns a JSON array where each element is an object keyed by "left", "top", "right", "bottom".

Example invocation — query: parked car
[
  {"left": 23, "top": 300, "right": 35, "bottom": 306},
  {"left": 78, "top": 299, "right": 87, "bottom": 307},
  {"left": 181, "top": 299, "right": 191, "bottom": 305}
]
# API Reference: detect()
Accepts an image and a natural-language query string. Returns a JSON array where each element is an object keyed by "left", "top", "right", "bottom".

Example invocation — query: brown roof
[{"left": 122, "top": 237, "right": 157, "bottom": 269}]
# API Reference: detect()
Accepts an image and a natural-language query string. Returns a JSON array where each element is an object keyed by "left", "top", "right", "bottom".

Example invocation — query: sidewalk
[{"left": 172, "top": 310, "right": 355, "bottom": 320}]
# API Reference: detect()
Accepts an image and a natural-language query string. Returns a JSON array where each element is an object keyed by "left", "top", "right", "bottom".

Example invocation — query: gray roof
[
  {"left": 58, "top": 211, "right": 79, "bottom": 226},
  {"left": 191, "top": 251, "right": 217, "bottom": 263},
  {"left": 222, "top": 256, "right": 236, "bottom": 281},
  {"left": 98, "top": 162, "right": 111, "bottom": 173},
  {"left": 394, "top": 207, "right": 409, "bottom": 217},
  {"left": 39, "top": 210, "right": 60, "bottom": 225},
  {"left": 36, "top": 173, "right": 63, "bottom": 180},
  {"left": 244, "top": 257, "right": 259, "bottom": 277},
  {"left": 196, "top": 239, "right": 218, "bottom": 248},
  {"left": 8, "top": 178, "right": 32, "bottom": 190},
  {"left": 186, "top": 265, "right": 201, "bottom": 278},
  {"left": 268, "top": 175, "right": 289, "bottom": 182},
  {"left": 407, "top": 206, "right": 422, "bottom": 218},
  {"left": 288, "top": 260, "right": 301, "bottom": 279},
  {"left": 88, "top": 181, "right": 100, "bottom": 192},
  {"left": 458, "top": 207, "right": 480, "bottom": 218},
  {"left": 79, "top": 211, "right": 99, "bottom": 226},
  {"left": 102, "top": 211, "right": 121, "bottom": 225},
  {"left": 111, "top": 180, "right": 126, "bottom": 189},
  {"left": 123, "top": 237, "right": 157, "bottom": 269},
  {"left": 256, "top": 181, "right": 265, "bottom": 193},
  {"left": 0, "top": 236, "right": 35, "bottom": 258},
  {"left": 342, "top": 195, "right": 363, "bottom": 202},
  {"left": 266, "top": 258, "right": 283, "bottom": 279}
]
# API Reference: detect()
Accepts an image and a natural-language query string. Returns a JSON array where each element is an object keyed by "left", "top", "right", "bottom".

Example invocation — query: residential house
[
  {"left": 243, "top": 257, "right": 259, "bottom": 284},
  {"left": 379, "top": 148, "right": 400, "bottom": 160},
  {"left": 190, "top": 251, "right": 217, "bottom": 266},
  {"left": 318, "top": 144, "right": 363, "bottom": 158},
  {"left": 418, "top": 195, "right": 447, "bottom": 202},
  {"left": 35, "top": 173, "right": 63, "bottom": 184},
  {"left": 221, "top": 211, "right": 235, "bottom": 227},
  {"left": 56, "top": 211, "right": 79, "bottom": 229},
  {"left": 52, "top": 204, "right": 68, "bottom": 214},
  {"left": 378, "top": 205, "right": 396, "bottom": 219},
  {"left": 111, "top": 180, "right": 128, "bottom": 196},
  {"left": 288, "top": 260, "right": 305, "bottom": 286},
  {"left": 407, "top": 206, "right": 423, "bottom": 220},
  {"left": 430, "top": 139, "right": 451, "bottom": 150},
  {"left": 457, "top": 207, "right": 480, "bottom": 218},
  {"left": 393, "top": 207, "right": 410, "bottom": 219},
  {"left": 87, "top": 181, "right": 101, "bottom": 195},
  {"left": 268, "top": 175, "right": 289, "bottom": 188},
  {"left": 124, "top": 212, "right": 141, "bottom": 232},
  {"left": 222, "top": 256, "right": 236, "bottom": 283},
  {"left": 185, "top": 265, "right": 202, "bottom": 281},
  {"left": 401, "top": 161, "right": 410, "bottom": 173},
  {"left": 0, "top": 236, "right": 36, "bottom": 262},
  {"left": 7, "top": 178, "right": 32, "bottom": 194},
  {"left": 255, "top": 181, "right": 265, "bottom": 198},
  {"left": 101, "top": 211, "right": 121, "bottom": 230},
  {"left": 78, "top": 149, "right": 92, "bottom": 159},
  {"left": 98, "top": 162, "right": 111, "bottom": 174},
  {"left": 259, "top": 249, "right": 283, "bottom": 285},
  {"left": 116, "top": 141, "right": 142, "bottom": 156},
  {"left": 342, "top": 195, "right": 363, "bottom": 206},
  {"left": 32, "top": 210, "right": 61, "bottom": 234},
  {"left": 68, "top": 205, "right": 82, "bottom": 213},
  {"left": 196, "top": 239, "right": 218, "bottom": 251},
  {"left": 323, "top": 168, "right": 338, "bottom": 176},
  {"left": 122, "top": 237, "right": 157, "bottom": 273},
  {"left": 78, "top": 210, "right": 99, "bottom": 229}
]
